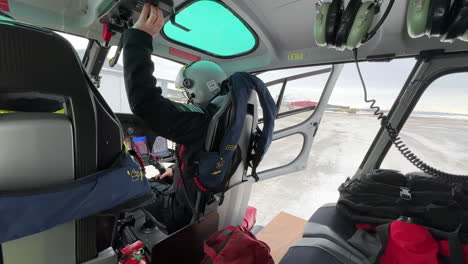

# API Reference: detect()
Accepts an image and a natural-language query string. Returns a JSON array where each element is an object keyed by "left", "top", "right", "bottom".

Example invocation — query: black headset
[
  {"left": 407, "top": 0, "right": 468, "bottom": 42},
  {"left": 315, "top": 0, "right": 393, "bottom": 51},
  {"left": 182, "top": 61, "right": 197, "bottom": 89},
  {"left": 324, "top": 0, "right": 344, "bottom": 48},
  {"left": 427, "top": 0, "right": 451, "bottom": 37},
  {"left": 442, "top": 0, "right": 468, "bottom": 42}
]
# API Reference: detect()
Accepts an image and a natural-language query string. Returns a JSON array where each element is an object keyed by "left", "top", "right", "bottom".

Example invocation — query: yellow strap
[{"left": 0, "top": 109, "right": 65, "bottom": 114}]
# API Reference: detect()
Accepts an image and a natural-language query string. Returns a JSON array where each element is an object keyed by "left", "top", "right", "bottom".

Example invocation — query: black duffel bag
[{"left": 337, "top": 169, "right": 468, "bottom": 232}]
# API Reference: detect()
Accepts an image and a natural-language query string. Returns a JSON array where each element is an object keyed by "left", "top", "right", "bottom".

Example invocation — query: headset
[
  {"left": 441, "top": 0, "right": 468, "bottom": 42},
  {"left": 314, "top": 0, "right": 394, "bottom": 51},
  {"left": 407, "top": 0, "right": 450, "bottom": 38},
  {"left": 407, "top": 0, "right": 468, "bottom": 42}
]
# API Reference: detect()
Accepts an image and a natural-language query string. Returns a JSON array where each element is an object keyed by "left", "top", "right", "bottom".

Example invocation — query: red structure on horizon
[{"left": 290, "top": 101, "right": 317, "bottom": 108}]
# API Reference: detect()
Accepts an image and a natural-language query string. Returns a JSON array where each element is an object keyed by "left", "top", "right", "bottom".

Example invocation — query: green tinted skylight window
[{"left": 162, "top": 0, "right": 257, "bottom": 57}]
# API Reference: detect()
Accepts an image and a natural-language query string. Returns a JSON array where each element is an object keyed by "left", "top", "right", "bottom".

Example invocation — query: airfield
[{"left": 250, "top": 111, "right": 468, "bottom": 226}]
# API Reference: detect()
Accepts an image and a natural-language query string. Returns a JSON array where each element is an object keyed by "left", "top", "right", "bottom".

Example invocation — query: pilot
[{"left": 123, "top": 4, "right": 227, "bottom": 233}]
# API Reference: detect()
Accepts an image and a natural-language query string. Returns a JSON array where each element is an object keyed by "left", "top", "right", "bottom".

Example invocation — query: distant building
[{"left": 290, "top": 101, "right": 317, "bottom": 109}]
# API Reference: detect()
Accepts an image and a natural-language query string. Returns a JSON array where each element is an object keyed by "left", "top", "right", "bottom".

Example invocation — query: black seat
[
  {"left": 305, "top": 203, "right": 356, "bottom": 240},
  {"left": 280, "top": 204, "right": 367, "bottom": 264},
  {"left": 0, "top": 20, "right": 122, "bottom": 263}
]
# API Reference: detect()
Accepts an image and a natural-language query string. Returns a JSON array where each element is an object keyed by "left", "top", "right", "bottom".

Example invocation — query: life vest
[
  {"left": 0, "top": 151, "right": 152, "bottom": 244},
  {"left": 196, "top": 72, "right": 276, "bottom": 192}
]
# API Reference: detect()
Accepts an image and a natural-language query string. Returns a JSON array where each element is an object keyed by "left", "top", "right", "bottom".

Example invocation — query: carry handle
[{"left": 203, "top": 226, "right": 237, "bottom": 261}]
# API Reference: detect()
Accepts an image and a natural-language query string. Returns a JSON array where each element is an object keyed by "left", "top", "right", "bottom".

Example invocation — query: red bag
[
  {"left": 200, "top": 226, "right": 274, "bottom": 264},
  {"left": 380, "top": 221, "right": 439, "bottom": 264}
]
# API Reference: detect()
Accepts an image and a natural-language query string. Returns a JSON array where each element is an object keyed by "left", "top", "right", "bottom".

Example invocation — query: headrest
[
  {"left": 0, "top": 93, "right": 63, "bottom": 112},
  {"left": 0, "top": 21, "right": 121, "bottom": 176}
]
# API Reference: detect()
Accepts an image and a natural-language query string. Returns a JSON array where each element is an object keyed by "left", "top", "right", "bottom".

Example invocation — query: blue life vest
[
  {"left": 0, "top": 151, "right": 152, "bottom": 244},
  {"left": 197, "top": 72, "right": 276, "bottom": 191}
]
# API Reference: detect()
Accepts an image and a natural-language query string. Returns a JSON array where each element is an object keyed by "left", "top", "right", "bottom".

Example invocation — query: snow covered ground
[{"left": 249, "top": 111, "right": 468, "bottom": 226}]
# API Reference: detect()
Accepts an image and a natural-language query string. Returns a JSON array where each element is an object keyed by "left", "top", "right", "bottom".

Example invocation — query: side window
[
  {"left": 314, "top": 59, "right": 413, "bottom": 175},
  {"left": 381, "top": 72, "right": 468, "bottom": 174},
  {"left": 97, "top": 47, "right": 183, "bottom": 113},
  {"left": 56, "top": 32, "right": 89, "bottom": 60},
  {"left": 256, "top": 66, "right": 331, "bottom": 131},
  {"left": 59, "top": 33, "right": 184, "bottom": 113},
  {"left": 251, "top": 59, "right": 414, "bottom": 226},
  {"left": 255, "top": 59, "right": 413, "bottom": 173}
]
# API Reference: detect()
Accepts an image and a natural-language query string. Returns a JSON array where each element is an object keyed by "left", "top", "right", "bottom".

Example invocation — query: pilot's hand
[
  {"left": 155, "top": 167, "right": 173, "bottom": 180},
  {"left": 133, "top": 3, "right": 165, "bottom": 37}
]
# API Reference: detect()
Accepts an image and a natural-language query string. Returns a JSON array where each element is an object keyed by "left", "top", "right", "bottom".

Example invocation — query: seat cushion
[
  {"left": 307, "top": 204, "right": 356, "bottom": 240},
  {"left": 279, "top": 246, "right": 343, "bottom": 264},
  {"left": 280, "top": 204, "right": 362, "bottom": 264},
  {"left": 280, "top": 238, "right": 369, "bottom": 264}
]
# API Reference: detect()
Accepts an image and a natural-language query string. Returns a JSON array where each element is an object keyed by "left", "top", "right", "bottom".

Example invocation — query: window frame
[
  {"left": 160, "top": 0, "right": 259, "bottom": 59},
  {"left": 357, "top": 52, "right": 468, "bottom": 176},
  {"left": 258, "top": 67, "right": 332, "bottom": 124},
  {"left": 375, "top": 68, "right": 468, "bottom": 169}
]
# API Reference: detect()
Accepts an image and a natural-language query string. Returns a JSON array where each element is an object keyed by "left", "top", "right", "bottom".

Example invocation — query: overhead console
[
  {"left": 97, "top": 0, "right": 192, "bottom": 68},
  {"left": 98, "top": 0, "right": 190, "bottom": 33}
]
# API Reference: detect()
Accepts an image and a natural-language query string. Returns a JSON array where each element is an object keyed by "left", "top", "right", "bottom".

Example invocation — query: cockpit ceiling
[{"left": 5, "top": 0, "right": 468, "bottom": 74}]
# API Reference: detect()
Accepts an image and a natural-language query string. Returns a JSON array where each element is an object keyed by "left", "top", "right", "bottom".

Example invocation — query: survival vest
[
  {"left": 0, "top": 151, "right": 152, "bottom": 244},
  {"left": 196, "top": 72, "right": 276, "bottom": 192}
]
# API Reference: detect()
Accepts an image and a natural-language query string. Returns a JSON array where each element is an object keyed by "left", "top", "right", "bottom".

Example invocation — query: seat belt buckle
[{"left": 400, "top": 187, "right": 412, "bottom": 200}]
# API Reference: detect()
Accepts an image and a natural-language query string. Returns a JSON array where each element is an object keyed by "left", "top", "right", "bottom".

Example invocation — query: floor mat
[{"left": 256, "top": 212, "right": 307, "bottom": 263}]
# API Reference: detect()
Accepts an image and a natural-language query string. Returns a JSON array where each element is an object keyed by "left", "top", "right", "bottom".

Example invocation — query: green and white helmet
[{"left": 175, "top": 61, "right": 227, "bottom": 108}]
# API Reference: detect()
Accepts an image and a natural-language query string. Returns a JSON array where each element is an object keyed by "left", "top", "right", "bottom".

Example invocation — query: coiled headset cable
[{"left": 352, "top": 49, "right": 467, "bottom": 183}]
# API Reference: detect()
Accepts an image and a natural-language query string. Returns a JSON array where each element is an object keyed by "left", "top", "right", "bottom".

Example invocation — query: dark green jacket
[
  {"left": 123, "top": 29, "right": 213, "bottom": 232},
  {"left": 123, "top": 28, "right": 212, "bottom": 145}
]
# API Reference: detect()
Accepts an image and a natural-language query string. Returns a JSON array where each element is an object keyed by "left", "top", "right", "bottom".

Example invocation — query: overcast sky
[{"left": 60, "top": 33, "right": 468, "bottom": 115}]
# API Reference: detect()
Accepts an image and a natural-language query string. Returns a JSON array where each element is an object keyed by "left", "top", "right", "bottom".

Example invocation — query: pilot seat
[{"left": 0, "top": 20, "right": 132, "bottom": 264}]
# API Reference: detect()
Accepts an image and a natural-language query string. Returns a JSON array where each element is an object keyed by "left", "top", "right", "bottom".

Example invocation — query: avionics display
[
  {"left": 152, "top": 136, "right": 170, "bottom": 157},
  {"left": 132, "top": 136, "right": 149, "bottom": 155}
]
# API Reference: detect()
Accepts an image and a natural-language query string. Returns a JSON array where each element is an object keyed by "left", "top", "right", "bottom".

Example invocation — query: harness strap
[{"left": 375, "top": 223, "right": 391, "bottom": 263}]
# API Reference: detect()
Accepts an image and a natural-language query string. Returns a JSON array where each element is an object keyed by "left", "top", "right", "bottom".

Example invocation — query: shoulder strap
[
  {"left": 304, "top": 222, "right": 370, "bottom": 261},
  {"left": 429, "top": 225, "right": 465, "bottom": 264}
]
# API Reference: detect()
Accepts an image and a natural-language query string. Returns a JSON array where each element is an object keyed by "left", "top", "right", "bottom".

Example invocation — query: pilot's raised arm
[{"left": 123, "top": 4, "right": 210, "bottom": 145}]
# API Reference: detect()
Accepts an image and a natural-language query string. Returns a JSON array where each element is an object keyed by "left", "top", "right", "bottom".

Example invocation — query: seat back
[
  {"left": 205, "top": 92, "right": 258, "bottom": 228},
  {"left": 0, "top": 20, "right": 122, "bottom": 263},
  {"left": 0, "top": 113, "right": 76, "bottom": 263}
]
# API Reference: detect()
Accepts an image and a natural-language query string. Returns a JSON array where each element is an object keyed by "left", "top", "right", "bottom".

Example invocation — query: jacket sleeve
[{"left": 123, "top": 29, "right": 210, "bottom": 145}]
